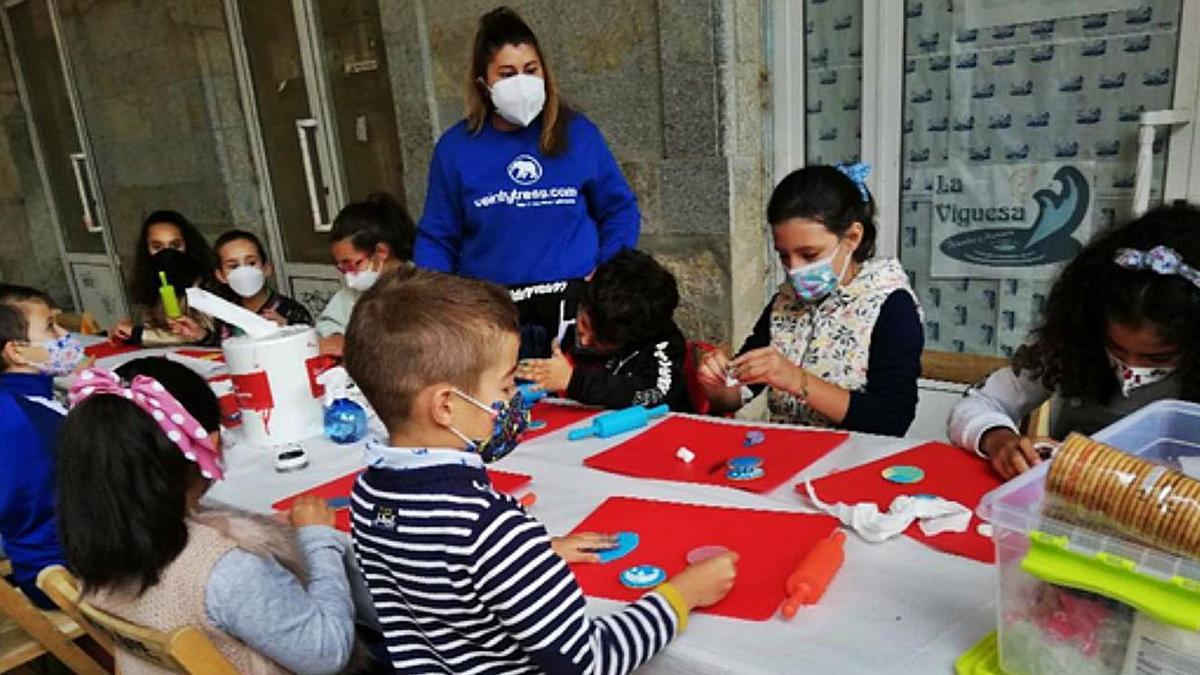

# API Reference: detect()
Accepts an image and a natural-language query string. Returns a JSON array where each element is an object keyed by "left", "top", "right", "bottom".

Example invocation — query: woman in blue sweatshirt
[{"left": 414, "top": 7, "right": 640, "bottom": 358}]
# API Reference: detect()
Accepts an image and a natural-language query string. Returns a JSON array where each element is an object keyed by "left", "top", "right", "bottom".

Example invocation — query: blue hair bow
[
  {"left": 835, "top": 162, "right": 872, "bottom": 202},
  {"left": 1114, "top": 245, "right": 1200, "bottom": 290}
]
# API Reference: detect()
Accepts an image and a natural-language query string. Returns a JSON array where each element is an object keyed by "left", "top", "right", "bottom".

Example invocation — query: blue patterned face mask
[
  {"left": 447, "top": 389, "right": 531, "bottom": 463},
  {"left": 26, "top": 333, "right": 86, "bottom": 377},
  {"left": 788, "top": 243, "right": 851, "bottom": 303}
]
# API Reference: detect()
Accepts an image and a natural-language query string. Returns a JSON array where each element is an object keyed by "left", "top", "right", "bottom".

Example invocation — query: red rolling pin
[{"left": 781, "top": 530, "right": 846, "bottom": 619}]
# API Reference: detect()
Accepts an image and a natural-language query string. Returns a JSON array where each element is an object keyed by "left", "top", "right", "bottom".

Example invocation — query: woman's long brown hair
[{"left": 465, "top": 7, "right": 569, "bottom": 156}]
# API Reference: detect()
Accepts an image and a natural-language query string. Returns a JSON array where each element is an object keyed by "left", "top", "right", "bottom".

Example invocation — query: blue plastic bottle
[{"left": 318, "top": 366, "right": 367, "bottom": 444}]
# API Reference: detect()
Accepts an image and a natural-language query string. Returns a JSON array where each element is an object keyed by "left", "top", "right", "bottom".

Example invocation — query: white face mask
[
  {"left": 344, "top": 264, "right": 380, "bottom": 292},
  {"left": 226, "top": 265, "right": 265, "bottom": 298},
  {"left": 489, "top": 74, "right": 545, "bottom": 127},
  {"left": 1106, "top": 350, "right": 1177, "bottom": 397}
]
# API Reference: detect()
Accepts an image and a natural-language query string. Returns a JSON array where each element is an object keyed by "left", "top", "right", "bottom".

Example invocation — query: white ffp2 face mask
[
  {"left": 226, "top": 266, "right": 266, "bottom": 298},
  {"left": 489, "top": 74, "right": 546, "bottom": 127},
  {"left": 345, "top": 266, "right": 380, "bottom": 292}
]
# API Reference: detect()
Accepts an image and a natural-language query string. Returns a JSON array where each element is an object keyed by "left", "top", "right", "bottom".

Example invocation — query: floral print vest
[{"left": 767, "top": 258, "right": 920, "bottom": 427}]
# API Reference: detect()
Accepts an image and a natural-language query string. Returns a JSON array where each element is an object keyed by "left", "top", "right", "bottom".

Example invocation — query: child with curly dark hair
[
  {"left": 950, "top": 203, "right": 1200, "bottom": 479},
  {"left": 110, "top": 210, "right": 220, "bottom": 346},
  {"left": 517, "top": 249, "right": 692, "bottom": 411}
]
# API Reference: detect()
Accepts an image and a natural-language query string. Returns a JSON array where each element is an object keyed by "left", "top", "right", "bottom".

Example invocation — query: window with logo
[{"left": 897, "top": 0, "right": 1186, "bottom": 357}]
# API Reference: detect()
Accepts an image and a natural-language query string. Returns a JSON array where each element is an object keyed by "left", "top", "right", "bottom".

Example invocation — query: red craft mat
[
  {"left": 84, "top": 342, "right": 141, "bottom": 359},
  {"left": 273, "top": 468, "right": 532, "bottom": 532},
  {"left": 803, "top": 442, "right": 1003, "bottom": 563},
  {"left": 523, "top": 402, "right": 598, "bottom": 441},
  {"left": 568, "top": 496, "right": 839, "bottom": 621},
  {"left": 174, "top": 348, "right": 225, "bottom": 363},
  {"left": 583, "top": 417, "right": 847, "bottom": 494}
]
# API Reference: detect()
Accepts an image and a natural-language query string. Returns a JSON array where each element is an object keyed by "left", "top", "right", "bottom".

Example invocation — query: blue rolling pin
[
  {"left": 568, "top": 404, "right": 669, "bottom": 440},
  {"left": 517, "top": 383, "right": 549, "bottom": 406}
]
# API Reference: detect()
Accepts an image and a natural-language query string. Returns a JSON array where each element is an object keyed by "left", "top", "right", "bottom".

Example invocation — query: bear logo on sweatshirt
[{"left": 507, "top": 154, "right": 543, "bottom": 186}]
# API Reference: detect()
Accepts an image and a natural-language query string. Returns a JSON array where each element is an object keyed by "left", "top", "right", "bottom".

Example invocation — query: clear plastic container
[{"left": 977, "top": 400, "right": 1200, "bottom": 675}]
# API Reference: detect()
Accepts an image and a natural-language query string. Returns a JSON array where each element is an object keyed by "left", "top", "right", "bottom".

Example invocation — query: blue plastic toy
[
  {"left": 567, "top": 404, "right": 669, "bottom": 441},
  {"left": 517, "top": 383, "right": 549, "bottom": 407}
]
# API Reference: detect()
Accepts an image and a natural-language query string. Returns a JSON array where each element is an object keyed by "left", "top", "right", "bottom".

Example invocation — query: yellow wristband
[{"left": 655, "top": 582, "right": 689, "bottom": 633}]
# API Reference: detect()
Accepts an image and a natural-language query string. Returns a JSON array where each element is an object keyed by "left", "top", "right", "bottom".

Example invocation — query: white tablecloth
[{"left": 204, "top": 405, "right": 996, "bottom": 675}]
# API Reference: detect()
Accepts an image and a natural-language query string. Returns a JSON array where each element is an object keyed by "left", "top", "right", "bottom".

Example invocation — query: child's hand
[
  {"left": 262, "top": 308, "right": 287, "bottom": 326},
  {"left": 110, "top": 319, "right": 134, "bottom": 342},
  {"left": 668, "top": 551, "right": 738, "bottom": 609},
  {"left": 980, "top": 428, "right": 1041, "bottom": 479},
  {"left": 319, "top": 335, "right": 345, "bottom": 357},
  {"left": 550, "top": 532, "right": 618, "bottom": 564},
  {"left": 516, "top": 343, "right": 573, "bottom": 392},
  {"left": 168, "top": 316, "right": 207, "bottom": 341},
  {"left": 697, "top": 349, "right": 735, "bottom": 390},
  {"left": 288, "top": 495, "right": 337, "bottom": 528},
  {"left": 730, "top": 346, "right": 803, "bottom": 392}
]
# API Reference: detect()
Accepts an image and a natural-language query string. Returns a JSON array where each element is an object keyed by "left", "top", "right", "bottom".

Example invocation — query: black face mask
[{"left": 150, "top": 248, "right": 203, "bottom": 290}]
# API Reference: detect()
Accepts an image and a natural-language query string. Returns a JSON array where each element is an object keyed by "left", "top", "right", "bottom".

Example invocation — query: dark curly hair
[
  {"left": 580, "top": 249, "right": 679, "bottom": 346},
  {"left": 1012, "top": 203, "right": 1200, "bottom": 402},
  {"left": 767, "top": 165, "right": 878, "bottom": 262},
  {"left": 128, "top": 210, "right": 215, "bottom": 309}
]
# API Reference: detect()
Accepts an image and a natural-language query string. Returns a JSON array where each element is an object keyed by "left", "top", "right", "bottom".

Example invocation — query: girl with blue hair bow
[{"left": 697, "top": 164, "right": 925, "bottom": 436}]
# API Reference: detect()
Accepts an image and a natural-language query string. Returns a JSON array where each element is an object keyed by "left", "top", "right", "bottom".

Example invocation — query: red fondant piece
[
  {"left": 803, "top": 441, "right": 1002, "bottom": 563},
  {"left": 584, "top": 417, "right": 847, "bottom": 494},
  {"left": 84, "top": 342, "right": 141, "bottom": 360},
  {"left": 273, "top": 468, "right": 532, "bottom": 532},
  {"left": 174, "top": 348, "right": 225, "bottom": 363},
  {"left": 568, "top": 496, "right": 839, "bottom": 621}
]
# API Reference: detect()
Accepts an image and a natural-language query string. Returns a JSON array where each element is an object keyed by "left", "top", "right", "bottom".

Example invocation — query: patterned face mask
[
  {"left": 1106, "top": 350, "right": 1176, "bottom": 398},
  {"left": 28, "top": 333, "right": 86, "bottom": 377},
  {"left": 448, "top": 389, "right": 531, "bottom": 463},
  {"left": 788, "top": 243, "right": 850, "bottom": 303}
]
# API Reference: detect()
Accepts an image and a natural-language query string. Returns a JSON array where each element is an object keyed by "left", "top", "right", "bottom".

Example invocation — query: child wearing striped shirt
[{"left": 343, "top": 267, "right": 737, "bottom": 674}]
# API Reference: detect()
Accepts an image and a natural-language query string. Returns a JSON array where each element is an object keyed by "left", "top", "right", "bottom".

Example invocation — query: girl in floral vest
[
  {"left": 56, "top": 358, "right": 357, "bottom": 674},
  {"left": 698, "top": 164, "right": 924, "bottom": 436}
]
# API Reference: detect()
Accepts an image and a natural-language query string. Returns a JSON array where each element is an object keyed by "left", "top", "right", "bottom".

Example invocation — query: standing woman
[{"left": 415, "top": 6, "right": 640, "bottom": 358}]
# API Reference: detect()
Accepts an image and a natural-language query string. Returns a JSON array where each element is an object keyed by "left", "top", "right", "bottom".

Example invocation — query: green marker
[{"left": 159, "top": 271, "right": 182, "bottom": 319}]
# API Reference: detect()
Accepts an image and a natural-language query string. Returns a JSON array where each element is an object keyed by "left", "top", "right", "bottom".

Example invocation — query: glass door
[
  {"left": 227, "top": 0, "right": 406, "bottom": 316},
  {"left": 2, "top": 0, "right": 126, "bottom": 327},
  {"left": 895, "top": 0, "right": 1195, "bottom": 358}
]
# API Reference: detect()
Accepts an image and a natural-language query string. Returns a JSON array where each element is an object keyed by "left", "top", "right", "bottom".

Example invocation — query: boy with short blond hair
[{"left": 344, "top": 267, "right": 737, "bottom": 675}]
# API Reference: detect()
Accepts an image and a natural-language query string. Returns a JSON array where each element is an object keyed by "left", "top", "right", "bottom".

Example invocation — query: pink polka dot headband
[{"left": 68, "top": 367, "right": 224, "bottom": 480}]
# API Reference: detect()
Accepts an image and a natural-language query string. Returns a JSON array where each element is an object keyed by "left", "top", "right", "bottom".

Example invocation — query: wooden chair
[
  {"left": 37, "top": 565, "right": 238, "bottom": 675},
  {"left": 921, "top": 349, "right": 1054, "bottom": 438},
  {"left": 0, "top": 559, "right": 105, "bottom": 674},
  {"left": 55, "top": 311, "right": 102, "bottom": 336},
  {"left": 920, "top": 349, "right": 1010, "bottom": 386}
]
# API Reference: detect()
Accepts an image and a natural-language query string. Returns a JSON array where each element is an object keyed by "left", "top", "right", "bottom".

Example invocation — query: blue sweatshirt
[
  {"left": 0, "top": 372, "right": 66, "bottom": 606},
  {"left": 415, "top": 113, "right": 641, "bottom": 286}
]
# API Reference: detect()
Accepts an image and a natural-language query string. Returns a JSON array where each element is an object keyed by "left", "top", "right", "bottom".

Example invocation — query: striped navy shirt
[{"left": 350, "top": 449, "right": 678, "bottom": 674}]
